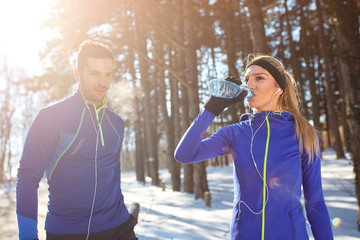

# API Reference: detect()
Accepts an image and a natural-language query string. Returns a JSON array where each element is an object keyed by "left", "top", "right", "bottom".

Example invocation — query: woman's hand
[{"left": 204, "top": 76, "right": 247, "bottom": 116}]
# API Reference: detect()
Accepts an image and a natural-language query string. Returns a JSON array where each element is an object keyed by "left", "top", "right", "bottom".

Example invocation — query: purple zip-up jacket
[
  {"left": 175, "top": 109, "right": 333, "bottom": 240},
  {"left": 16, "top": 91, "right": 130, "bottom": 239}
]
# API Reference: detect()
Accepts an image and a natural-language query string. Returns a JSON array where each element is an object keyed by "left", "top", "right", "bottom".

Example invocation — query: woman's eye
[
  {"left": 244, "top": 78, "right": 249, "bottom": 83},
  {"left": 256, "top": 76, "right": 264, "bottom": 80}
]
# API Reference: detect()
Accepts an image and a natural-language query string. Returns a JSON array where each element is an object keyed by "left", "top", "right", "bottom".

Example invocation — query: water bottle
[{"left": 207, "top": 79, "right": 253, "bottom": 99}]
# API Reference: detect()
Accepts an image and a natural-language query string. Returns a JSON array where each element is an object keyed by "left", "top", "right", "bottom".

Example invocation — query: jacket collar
[
  {"left": 72, "top": 90, "right": 107, "bottom": 109},
  {"left": 239, "top": 111, "right": 294, "bottom": 122}
]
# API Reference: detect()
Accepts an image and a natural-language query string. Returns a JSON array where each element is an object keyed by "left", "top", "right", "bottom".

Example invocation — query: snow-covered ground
[{"left": 1, "top": 149, "right": 359, "bottom": 239}]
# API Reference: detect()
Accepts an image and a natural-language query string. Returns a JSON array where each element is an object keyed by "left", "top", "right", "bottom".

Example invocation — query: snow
[{"left": 1, "top": 149, "right": 359, "bottom": 239}]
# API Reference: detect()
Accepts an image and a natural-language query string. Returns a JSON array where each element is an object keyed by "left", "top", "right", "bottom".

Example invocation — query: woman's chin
[{"left": 246, "top": 100, "right": 255, "bottom": 109}]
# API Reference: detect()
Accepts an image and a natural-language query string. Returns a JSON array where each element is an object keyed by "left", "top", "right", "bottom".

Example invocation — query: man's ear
[{"left": 74, "top": 69, "right": 80, "bottom": 82}]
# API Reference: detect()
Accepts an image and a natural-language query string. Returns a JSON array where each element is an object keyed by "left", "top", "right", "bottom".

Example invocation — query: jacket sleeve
[
  {"left": 16, "top": 109, "right": 58, "bottom": 240},
  {"left": 174, "top": 109, "right": 231, "bottom": 164},
  {"left": 302, "top": 146, "right": 334, "bottom": 240}
]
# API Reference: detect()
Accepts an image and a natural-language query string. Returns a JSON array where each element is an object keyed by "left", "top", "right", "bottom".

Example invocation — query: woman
[{"left": 174, "top": 54, "right": 333, "bottom": 240}]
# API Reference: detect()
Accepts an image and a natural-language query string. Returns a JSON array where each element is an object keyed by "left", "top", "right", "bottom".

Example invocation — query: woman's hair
[{"left": 245, "top": 54, "right": 319, "bottom": 162}]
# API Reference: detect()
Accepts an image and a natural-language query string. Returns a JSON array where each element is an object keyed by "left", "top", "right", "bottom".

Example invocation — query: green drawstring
[
  {"left": 261, "top": 116, "right": 271, "bottom": 240},
  {"left": 95, "top": 106, "right": 105, "bottom": 146}
]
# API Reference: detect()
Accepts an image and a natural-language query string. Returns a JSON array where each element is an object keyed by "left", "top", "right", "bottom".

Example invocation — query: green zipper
[
  {"left": 261, "top": 116, "right": 271, "bottom": 240},
  {"left": 95, "top": 106, "right": 105, "bottom": 146}
]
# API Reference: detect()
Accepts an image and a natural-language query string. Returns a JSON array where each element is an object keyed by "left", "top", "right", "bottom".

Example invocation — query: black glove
[{"left": 204, "top": 76, "right": 247, "bottom": 116}]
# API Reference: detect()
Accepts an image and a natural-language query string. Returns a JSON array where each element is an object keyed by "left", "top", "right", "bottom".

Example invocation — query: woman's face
[{"left": 244, "top": 65, "right": 281, "bottom": 113}]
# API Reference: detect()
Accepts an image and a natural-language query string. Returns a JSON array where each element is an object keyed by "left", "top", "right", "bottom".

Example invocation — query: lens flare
[
  {"left": 269, "top": 177, "right": 280, "bottom": 189},
  {"left": 332, "top": 217, "right": 342, "bottom": 228}
]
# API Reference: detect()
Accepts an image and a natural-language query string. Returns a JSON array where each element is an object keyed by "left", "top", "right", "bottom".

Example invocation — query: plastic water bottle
[{"left": 207, "top": 79, "right": 253, "bottom": 99}]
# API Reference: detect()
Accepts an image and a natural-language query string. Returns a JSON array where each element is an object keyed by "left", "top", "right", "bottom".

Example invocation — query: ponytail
[{"left": 278, "top": 69, "right": 320, "bottom": 163}]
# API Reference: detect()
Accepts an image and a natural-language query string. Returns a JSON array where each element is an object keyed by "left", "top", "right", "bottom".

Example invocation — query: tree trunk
[
  {"left": 169, "top": 76, "right": 181, "bottom": 191},
  {"left": 315, "top": 0, "right": 345, "bottom": 158},
  {"left": 180, "top": 84, "right": 194, "bottom": 193},
  {"left": 336, "top": 61, "right": 351, "bottom": 152},
  {"left": 246, "top": 0, "right": 270, "bottom": 53},
  {"left": 156, "top": 40, "right": 181, "bottom": 192},
  {"left": 169, "top": 0, "right": 184, "bottom": 192},
  {"left": 129, "top": 50, "right": 145, "bottom": 183},
  {"left": 174, "top": 0, "right": 193, "bottom": 193},
  {"left": 183, "top": 0, "right": 209, "bottom": 198},
  {"left": 238, "top": 5, "right": 253, "bottom": 56},
  {"left": 135, "top": 2, "right": 159, "bottom": 185},
  {"left": 224, "top": 0, "right": 245, "bottom": 122},
  {"left": 284, "top": 0, "right": 308, "bottom": 118},
  {"left": 0, "top": 63, "right": 16, "bottom": 183},
  {"left": 299, "top": 1, "right": 321, "bottom": 130}
]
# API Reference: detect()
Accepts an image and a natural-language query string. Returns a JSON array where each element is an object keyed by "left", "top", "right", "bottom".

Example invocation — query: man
[{"left": 16, "top": 40, "right": 137, "bottom": 240}]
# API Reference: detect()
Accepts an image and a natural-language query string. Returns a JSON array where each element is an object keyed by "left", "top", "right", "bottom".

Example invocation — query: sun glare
[{"left": 0, "top": 0, "right": 55, "bottom": 75}]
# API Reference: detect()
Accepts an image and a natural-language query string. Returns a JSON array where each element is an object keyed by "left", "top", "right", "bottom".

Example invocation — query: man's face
[{"left": 77, "top": 57, "right": 113, "bottom": 107}]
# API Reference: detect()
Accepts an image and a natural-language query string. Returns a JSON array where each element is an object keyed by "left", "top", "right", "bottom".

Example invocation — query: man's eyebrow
[{"left": 88, "top": 69, "right": 113, "bottom": 74}]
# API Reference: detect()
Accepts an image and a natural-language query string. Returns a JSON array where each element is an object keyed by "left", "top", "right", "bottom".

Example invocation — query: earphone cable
[
  {"left": 238, "top": 90, "right": 278, "bottom": 218},
  {"left": 78, "top": 82, "right": 107, "bottom": 240}
]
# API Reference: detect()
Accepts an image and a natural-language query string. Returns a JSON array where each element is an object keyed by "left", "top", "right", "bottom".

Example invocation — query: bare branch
[{"left": 120, "top": 39, "right": 191, "bottom": 88}]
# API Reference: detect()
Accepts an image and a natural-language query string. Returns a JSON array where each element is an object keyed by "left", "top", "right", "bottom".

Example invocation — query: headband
[{"left": 249, "top": 59, "right": 287, "bottom": 90}]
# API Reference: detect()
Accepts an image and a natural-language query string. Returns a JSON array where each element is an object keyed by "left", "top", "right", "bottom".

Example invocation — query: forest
[{"left": 0, "top": 0, "right": 359, "bottom": 228}]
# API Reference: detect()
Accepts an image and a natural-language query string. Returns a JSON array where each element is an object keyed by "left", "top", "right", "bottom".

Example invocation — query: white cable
[
  {"left": 238, "top": 90, "right": 278, "bottom": 218},
  {"left": 86, "top": 130, "right": 99, "bottom": 240},
  {"left": 78, "top": 78, "right": 107, "bottom": 239},
  {"left": 85, "top": 108, "right": 106, "bottom": 240}
]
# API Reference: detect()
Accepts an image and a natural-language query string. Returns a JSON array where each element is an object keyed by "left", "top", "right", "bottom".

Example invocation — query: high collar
[
  {"left": 240, "top": 111, "right": 294, "bottom": 123},
  {"left": 73, "top": 90, "right": 107, "bottom": 110}
]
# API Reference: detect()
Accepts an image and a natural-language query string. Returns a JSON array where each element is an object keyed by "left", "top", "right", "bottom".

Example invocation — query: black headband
[{"left": 249, "top": 59, "right": 287, "bottom": 90}]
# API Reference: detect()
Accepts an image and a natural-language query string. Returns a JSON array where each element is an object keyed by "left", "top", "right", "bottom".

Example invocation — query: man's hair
[{"left": 76, "top": 39, "right": 114, "bottom": 72}]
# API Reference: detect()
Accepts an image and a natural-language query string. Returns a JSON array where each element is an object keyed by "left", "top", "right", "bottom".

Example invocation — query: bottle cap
[{"left": 243, "top": 86, "right": 253, "bottom": 98}]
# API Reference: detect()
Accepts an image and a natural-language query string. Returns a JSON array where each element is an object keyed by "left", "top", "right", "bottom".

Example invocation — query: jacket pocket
[{"left": 289, "top": 204, "right": 309, "bottom": 240}]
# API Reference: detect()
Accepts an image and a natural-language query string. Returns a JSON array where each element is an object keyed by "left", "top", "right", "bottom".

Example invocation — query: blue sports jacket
[
  {"left": 16, "top": 91, "right": 130, "bottom": 239},
  {"left": 175, "top": 109, "right": 333, "bottom": 240}
]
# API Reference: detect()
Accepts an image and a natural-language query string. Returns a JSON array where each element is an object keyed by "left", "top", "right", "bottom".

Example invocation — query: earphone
[{"left": 274, "top": 88, "right": 281, "bottom": 94}]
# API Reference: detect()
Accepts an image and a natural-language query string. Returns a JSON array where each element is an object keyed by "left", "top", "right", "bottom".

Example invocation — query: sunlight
[{"left": 0, "top": 0, "right": 56, "bottom": 75}]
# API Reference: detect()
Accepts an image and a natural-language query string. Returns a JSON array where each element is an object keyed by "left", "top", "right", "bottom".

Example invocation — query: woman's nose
[{"left": 246, "top": 77, "right": 255, "bottom": 90}]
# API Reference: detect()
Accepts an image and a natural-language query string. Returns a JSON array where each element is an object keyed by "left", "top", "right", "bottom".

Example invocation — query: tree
[
  {"left": 326, "top": 0, "right": 360, "bottom": 229},
  {"left": 283, "top": 0, "right": 308, "bottom": 118},
  {"left": 315, "top": 0, "right": 345, "bottom": 159},
  {"left": 0, "top": 60, "right": 21, "bottom": 183},
  {"left": 299, "top": 0, "right": 321, "bottom": 130},
  {"left": 182, "top": 0, "right": 209, "bottom": 198},
  {"left": 134, "top": 1, "right": 160, "bottom": 185},
  {"left": 245, "top": 0, "right": 270, "bottom": 53}
]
